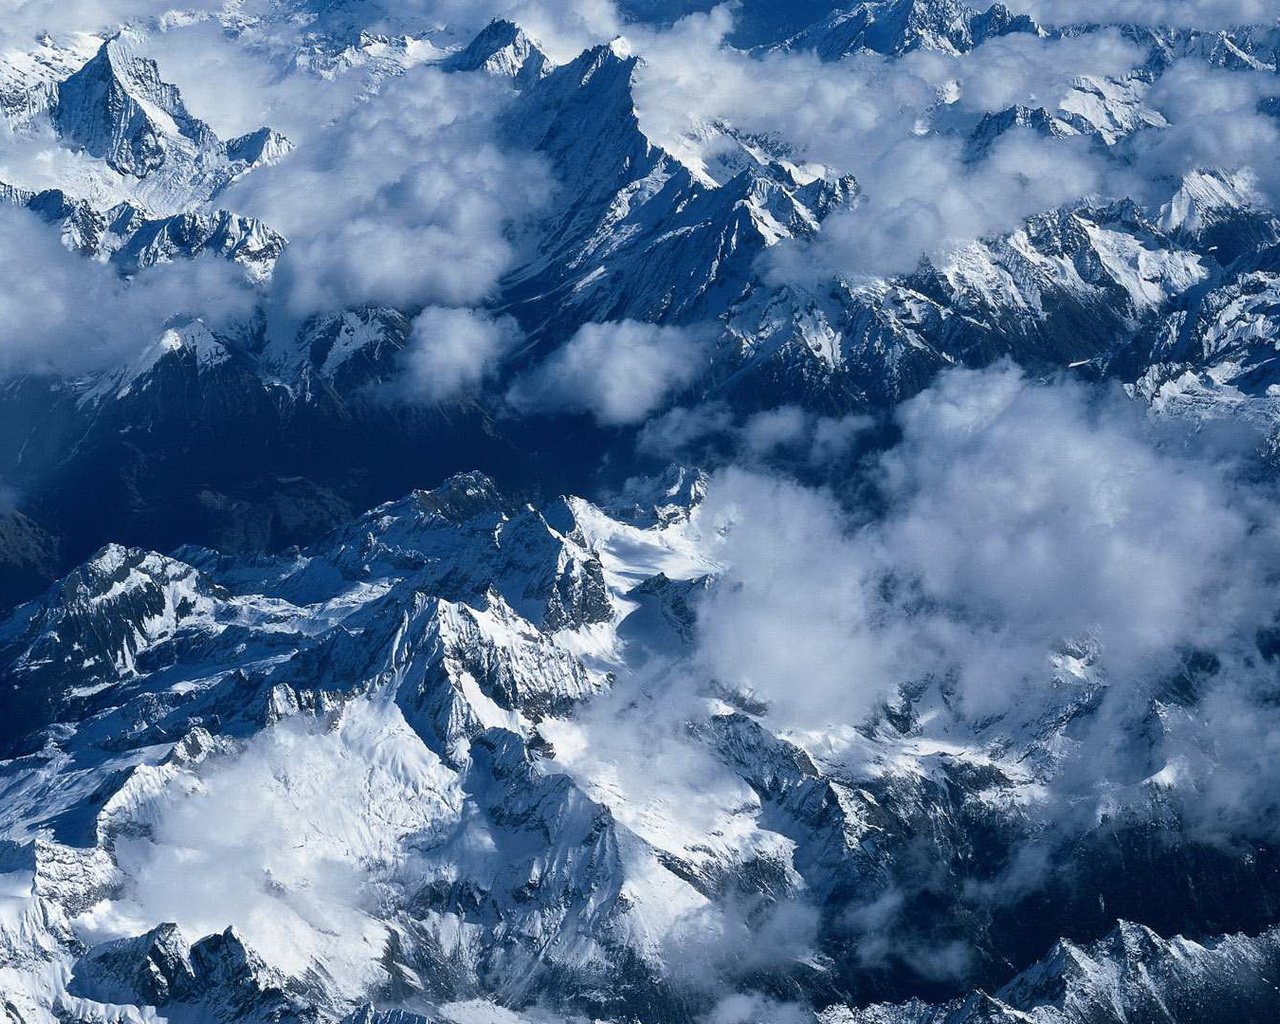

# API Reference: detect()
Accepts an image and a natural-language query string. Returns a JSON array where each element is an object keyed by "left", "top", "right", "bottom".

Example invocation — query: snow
[{"left": 5, "top": 6, "right": 1280, "bottom": 1021}]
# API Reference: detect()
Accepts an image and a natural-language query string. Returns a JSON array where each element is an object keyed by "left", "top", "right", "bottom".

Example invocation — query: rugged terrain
[{"left": 3, "top": 1, "right": 1280, "bottom": 1021}]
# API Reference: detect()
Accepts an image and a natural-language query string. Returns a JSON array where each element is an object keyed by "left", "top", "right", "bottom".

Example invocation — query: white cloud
[
  {"left": 738, "top": 406, "right": 810, "bottom": 456},
  {"left": 397, "top": 305, "right": 522, "bottom": 403},
  {"left": 135, "top": 21, "right": 363, "bottom": 144},
  {"left": 624, "top": 12, "right": 1278, "bottom": 280},
  {"left": 694, "top": 364, "right": 1279, "bottom": 728},
  {"left": 878, "top": 365, "right": 1271, "bottom": 710},
  {"left": 677, "top": 363, "right": 1280, "bottom": 882},
  {"left": 0, "top": 205, "right": 255, "bottom": 376},
  {"left": 509, "top": 320, "right": 709, "bottom": 425},
  {"left": 694, "top": 468, "right": 894, "bottom": 726},
  {"left": 636, "top": 401, "right": 736, "bottom": 458},
  {"left": 633, "top": 17, "right": 1142, "bottom": 164},
  {"left": 224, "top": 63, "right": 552, "bottom": 330},
  {"left": 702, "top": 993, "right": 811, "bottom": 1024},
  {"left": 1138, "top": 60, "right": 1280, "bottom": 204}
]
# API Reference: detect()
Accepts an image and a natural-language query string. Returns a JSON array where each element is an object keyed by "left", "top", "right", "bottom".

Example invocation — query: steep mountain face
[
  {"left": 499, "top": 38, "right": 859, "bottom": 342},
  {"left": 441, "top": 19, "right": 549, "bottom": 82},
  {"left": 51, "top": 32, "right": 290, "bottom": 214}
]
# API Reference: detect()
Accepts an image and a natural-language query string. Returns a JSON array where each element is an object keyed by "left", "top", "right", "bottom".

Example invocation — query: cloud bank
[
  {"left": 224, "top": 62, "right": 551, "bottom": 332},
  {"left": 509, "top": 320, "right": 709, "bottom": 425},
  {"left": 0, "top": 206, "right": 255, "bottom": 376},
  {"left": 696, "top": 363, "right": 1279, "bottom": 762},
  {"left": 1017, "top": 0, "right": 1280, "bottom": 30},
  {"left": 397, "top": 306, "right": 523, "bottom": 403}
]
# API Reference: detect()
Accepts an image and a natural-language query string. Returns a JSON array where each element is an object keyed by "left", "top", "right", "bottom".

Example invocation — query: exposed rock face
[{"left": 52, "top": 32, "right": 290, "bottom": 212}]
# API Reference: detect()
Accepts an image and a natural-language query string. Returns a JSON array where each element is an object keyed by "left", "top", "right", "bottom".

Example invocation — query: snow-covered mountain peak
[
  {"left": 0, "top": 31, "right": 97, "bottom": 126},
  {"left": 393, "top": 471, "right": 510, "bottom": 527},
  {"left": 225, "top": 125, "right": 293, "bottom": 167},
  {"left": 79, "top": 319, "right": 238, "bottom": 407},
  {"left": 47, "top": 30, "right": 291, "bottom": 214},
  {"left": 1159, "top": 168, "right": 1267, "bottom": 238},
  {"left": 54, "top": 30, "right": 217, "bottom": 178},
  {"left": 443, "top": 19, "right": 550, "bottom": 82}
]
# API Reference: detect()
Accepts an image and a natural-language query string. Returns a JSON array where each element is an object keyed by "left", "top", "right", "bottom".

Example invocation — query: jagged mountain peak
[
  {"left": 443, "top": 18, "right": 550, "bottom": 82},
  {"left": 50, "top": 29, "right": 291, "bottom": 213},
  {"left": 1, "top": 179, "right": 285, "bottom": 281},
  {"left": 55, "top": 541, "right": 210, "bottom": 602},
  {"left": 54, "top": 30, "right": 216, "bottom": 177},
  {"left": 225, "top": 124, "right": 293, "bottom": 166},
  {"left": 80, "top": 319, "right": 238, "bottom": 407},
  {"left": 967, "top": 104, "right": 1083, "bottom": 159},
  {"left": 1158, "top": 168, "right": 1268, "bottom": 237},
  {"left": 402, "top": 470, "right": 509, "bottom": 525},
  {"left": 505, "top": 36, "right": 654, "bottom": 183},
  {"left": 557, "top": 37, "right": 641, "bottom": 91}
]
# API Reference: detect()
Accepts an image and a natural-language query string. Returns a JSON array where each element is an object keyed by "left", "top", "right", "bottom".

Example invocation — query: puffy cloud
[
  {"left": 702, "top": 993, "right": 812, "bottom": 1024},
  {"left": 817, "top": 48, "right": 1276, "bottom": 277},
  {"left": 674, "top": 364, "right": 1280, "bottom": 948},
  {"left": 0, "top": 205, "right": 255, "bottom": 376},
  {"left": 636, "top": 401, "right": 736, "bottom": 458},
  {"left": 738, "top": 406, "right": 811, "bottom": 456},
  {"left": 136, "top": 20, "right": 364, "bottom": 144},
  {"left": 695, "top": 364, "right": 1279, "bottom": 728},
  {"left": 770, "top": 130, "right": 1109, "bottom": 279},
  {"left": 509, "top": 320, "right": 709, "bottom": 425},
  {"left": 637, "top": 401, "right": 873, "bottom": 470},
  {"left": 224, "top": 63, "right": 552, "bottom": 330},
  {"left": 396, "top": 305, "right": 522, "bottom": 403},
  {"left": 1136, "top": 60, "right": 1280, "bottom": 203},
  {"left": 0, "top": 118, "right": 130, "bottom": 200},
  {"left": 694, "top": 468, "right": 892, "bottom": 726},
  {"left": 877, "top": 365, "right": 1271, "bottom": 710}
]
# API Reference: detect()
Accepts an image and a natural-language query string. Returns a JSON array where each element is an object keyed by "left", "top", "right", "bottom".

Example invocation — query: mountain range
[{"left": 3, "top": 1, "right": 1280, "bottom": 1022}]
